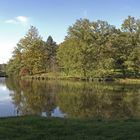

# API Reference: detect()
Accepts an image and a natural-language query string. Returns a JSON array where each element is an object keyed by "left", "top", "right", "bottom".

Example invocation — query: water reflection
[
  {"left": 2, "top": 78, "right": 140, "bottom": 119},
  {"left": 6, "top": 79, "right": 59, "bottom": 117},
  {"left": 0, "top": 78, "right": 15, "bottom": 117}
]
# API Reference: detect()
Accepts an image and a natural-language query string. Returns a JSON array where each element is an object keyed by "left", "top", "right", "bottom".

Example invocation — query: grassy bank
[
  {"left": 22, "top": 72, "right": 85, "bottom": 81},
  {"left": 21, "top": 72, "right": 140, "bottom": 84},
  {"left": 1, "top": 116, "right": 140, "bottom": 140},
  {"left": 22, "top": 72, "right": 116, "bottom": 82},
  {"left": 117, "top": 78, "right": 140, "bottom": 84}
]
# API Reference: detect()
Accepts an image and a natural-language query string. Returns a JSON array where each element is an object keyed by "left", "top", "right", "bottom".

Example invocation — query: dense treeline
[
  {"left": 0, "top": 64, "right": 6, "bottom": 77},
  {"left": 6, "top": 16, "right": 140, "bottom": 78}
]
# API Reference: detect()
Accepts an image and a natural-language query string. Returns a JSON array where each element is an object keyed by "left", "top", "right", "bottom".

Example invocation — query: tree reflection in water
[{"left": 5, "top": 78, "right": 140, "bottom": 119}]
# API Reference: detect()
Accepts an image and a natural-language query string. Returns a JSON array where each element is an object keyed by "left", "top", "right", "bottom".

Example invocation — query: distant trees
[
  {"left": 0, "top": 64, "right": 6, "bottom": 72},
  {"left": 6, "top": 16, "right": 140, "bottom": 78},
  {"left": 0, "top": 64, "right": 6, "bottom": 76}
]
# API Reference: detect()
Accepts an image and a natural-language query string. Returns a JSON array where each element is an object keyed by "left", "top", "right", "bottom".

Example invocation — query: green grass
[
  {"left": 0, "top": 116, "right": 140, "bottom": 140},
  {"left": 117, "top": 78, "right": 140, "bottom": 84},
  {"left": 22, "top": 72, "right": 85, "bottom": 81},
  {"left": 22, "top": 72, "right": 140, "bottom": 83}
]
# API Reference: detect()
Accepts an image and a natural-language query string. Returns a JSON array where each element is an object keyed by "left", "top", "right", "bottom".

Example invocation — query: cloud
[
  {"left": 5, "top": 19, "right": 17, "bottom": 24},
  {"left": 16, "top": 16, "right": 28, "bottom": 22},
  {"left": 5, "top": 16, "right": 29, "bottom": 25}
]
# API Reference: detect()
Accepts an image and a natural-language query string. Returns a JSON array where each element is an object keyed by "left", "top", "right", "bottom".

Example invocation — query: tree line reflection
[{"left": 5, "top": 78, "right": 140, "bottom": 119}]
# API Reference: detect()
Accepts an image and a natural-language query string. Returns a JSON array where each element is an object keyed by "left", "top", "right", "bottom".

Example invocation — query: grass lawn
[{"left": 0, "top": 116, "right": 140, "bottom": 140}]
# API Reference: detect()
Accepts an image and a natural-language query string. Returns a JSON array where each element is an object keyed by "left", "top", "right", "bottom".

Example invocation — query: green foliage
[
  {"left": 6, "top": 26, "right": 57, "bottom": 76},
  {"left": 57, "top": 38, "right": 82, "bottom": 76},
  {"left": 45, "top": 36, "right": 57, "bottom": 72},
  {"left": 0, "top": 64, "right": 7, "bottom": 76},
  {"left": 6, "top": 16, "right": 140, "bottom": 78},
  {"left": 57, "top": 16, "right": 140, "bottom": 78}
]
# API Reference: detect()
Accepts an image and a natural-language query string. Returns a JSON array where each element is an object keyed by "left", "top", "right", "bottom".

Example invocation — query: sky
[{"left": 0, "top": 0, "right": 140, "bottom": 63}]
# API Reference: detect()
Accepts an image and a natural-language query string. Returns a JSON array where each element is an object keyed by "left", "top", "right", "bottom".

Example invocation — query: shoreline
[{"left": 20, "top": 73, "right": 140, "bottom": 84}]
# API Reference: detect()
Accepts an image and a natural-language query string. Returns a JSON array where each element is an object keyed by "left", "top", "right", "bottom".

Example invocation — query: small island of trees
[{"left": 6, "top": 16, "right": 140, "bottom": 80}]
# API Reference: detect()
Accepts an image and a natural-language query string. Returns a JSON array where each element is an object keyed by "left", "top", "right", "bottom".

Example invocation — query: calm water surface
[{"left": 1, "top": 77, "right": 140, "bottom": 119}]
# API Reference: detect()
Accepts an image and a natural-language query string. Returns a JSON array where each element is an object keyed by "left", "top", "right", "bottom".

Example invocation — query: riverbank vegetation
[
  {"left": 0, "top": 116, "right": 140, "bottom": 140},
  {"left": 0, "top": 64, "right": 7, "bottom": 77},
  {"left": 6, "top": 16, "right": 140, "bottom": 79}
]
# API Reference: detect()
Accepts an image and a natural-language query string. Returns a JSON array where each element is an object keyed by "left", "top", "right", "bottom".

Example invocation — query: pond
[{"left": 0, "top": 77, "right": 140, "bottom": 119}]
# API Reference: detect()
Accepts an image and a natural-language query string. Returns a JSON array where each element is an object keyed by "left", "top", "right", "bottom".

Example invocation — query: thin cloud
[
  {"left": 5, "top": 19, "right": 17, "bottom": 24},
  {"left": 5, "top": 16, "right": 29, "bottom": 25}
]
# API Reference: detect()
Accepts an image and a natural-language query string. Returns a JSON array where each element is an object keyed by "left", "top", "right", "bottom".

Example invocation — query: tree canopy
[{"left": 6, "top": 16, "right": 140, "bottom": 79}]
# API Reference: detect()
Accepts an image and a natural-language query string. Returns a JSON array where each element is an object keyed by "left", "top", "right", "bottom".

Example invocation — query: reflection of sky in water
[
  {"left": 1, "top": 78, "right": 140, "bottom": 119},
  {"left": 0, "top": 83, "right": 15, "bottom": 117},
  {"left": 42, "top": 107, "right": 66, "bottom": 118},
  {"left": 0, "top": 78, "right": 66, "bottom": 118},
  {"left": 52, "top": 107, "right": 66, "bottom": 117}
]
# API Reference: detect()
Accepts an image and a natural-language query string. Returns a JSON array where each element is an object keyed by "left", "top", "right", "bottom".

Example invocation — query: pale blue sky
[{"left": 0, "top": 0, "right": 140, "bottom": 63}]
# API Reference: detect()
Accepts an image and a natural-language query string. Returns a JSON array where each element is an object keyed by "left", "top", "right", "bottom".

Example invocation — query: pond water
[{"left": 0, "top": 77, "right": 140, "bottom": 119}]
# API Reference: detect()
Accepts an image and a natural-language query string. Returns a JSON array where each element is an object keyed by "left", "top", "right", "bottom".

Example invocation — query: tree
[
  {"left": 6, "top": 16, "right": 140, "bottom": 79},
  {"left": 45, "top": 36, "right": 57, "bottom": 72},
  {"left": 57, "top": 38, "right": 82, "bottom": 76},
  {"left": 58, "top": 19, "right": 117, "bottom": 77},
  {"left": 6, "top": 46, "right": 22, "bottom": 76},
  {"left": 126, "top": 47, "right": 140, "bottom": 77},
  {"left": 6, "top": 26, "right": 47, "bottom": 76}
]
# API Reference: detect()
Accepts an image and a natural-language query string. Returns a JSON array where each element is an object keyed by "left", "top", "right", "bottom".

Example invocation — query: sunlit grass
[{"left": 117, "top": 78, "right": 140, "bottom": 84}]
